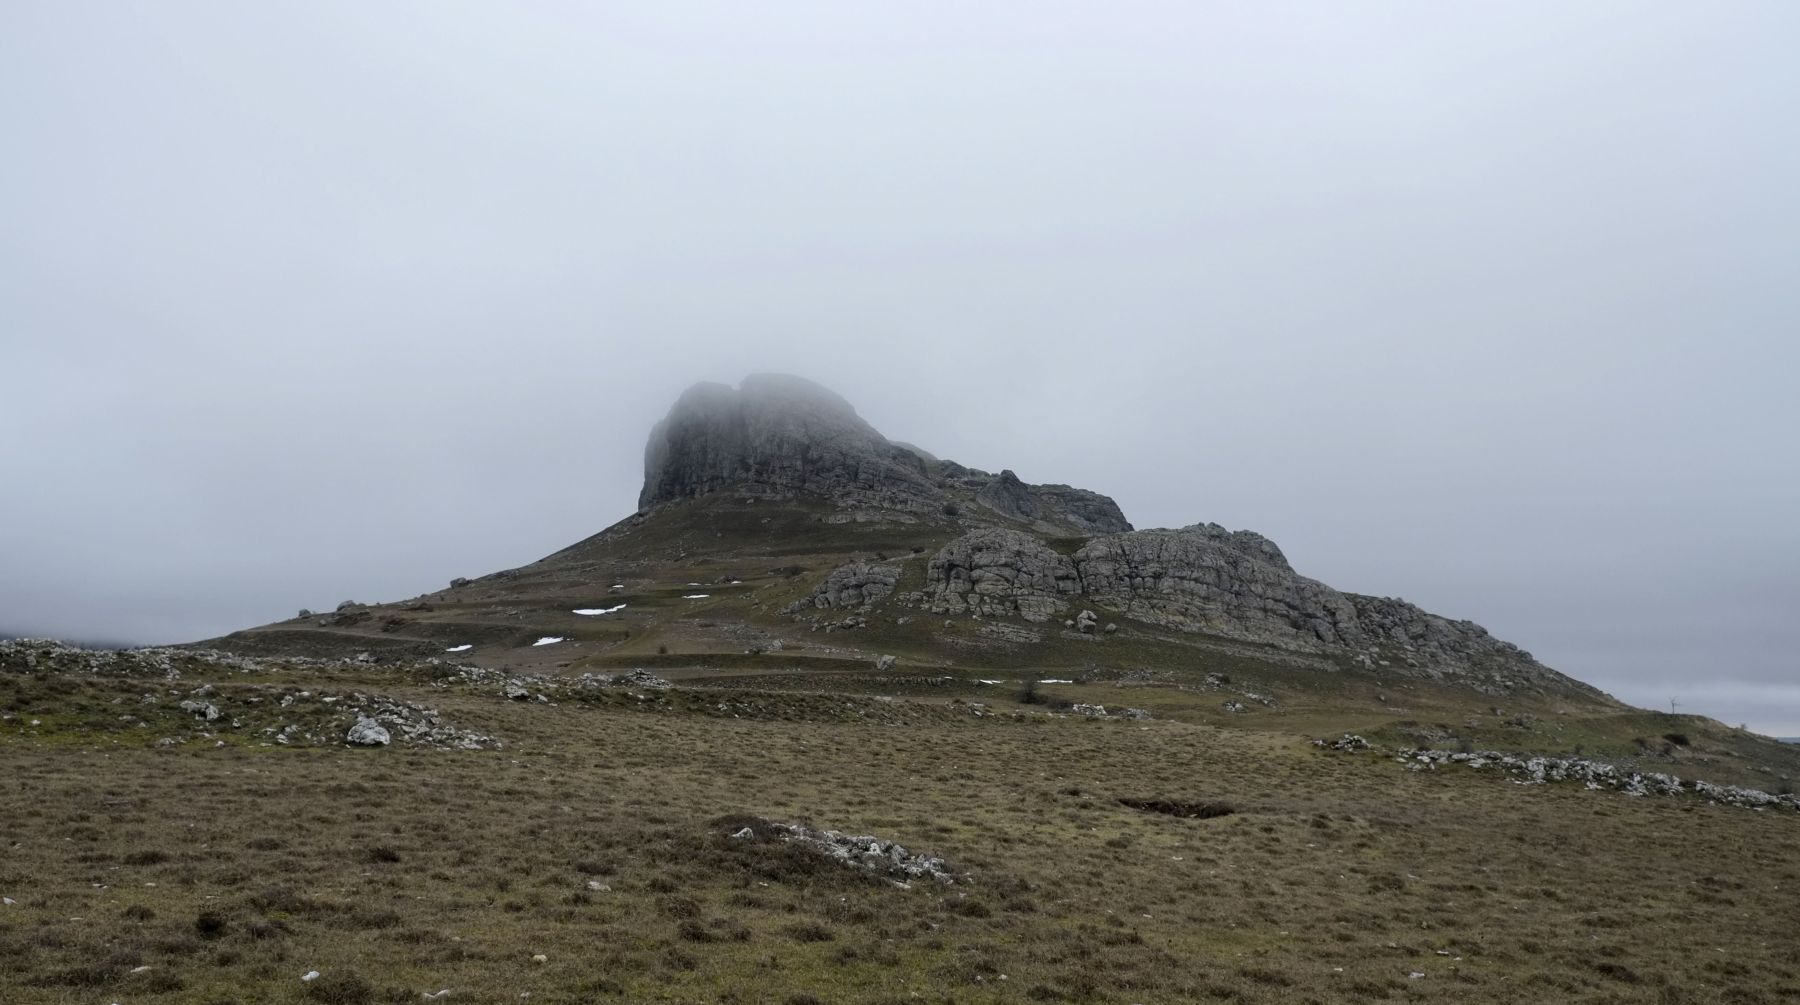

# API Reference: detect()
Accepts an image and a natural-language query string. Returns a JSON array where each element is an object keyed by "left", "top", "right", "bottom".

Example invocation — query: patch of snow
[
  {"left": 1037, "top": 679, "right": 1073, "bottom": 684},
  {"left": 445, "top": 645, "right": 472, "bottom": 653},
  {"left": 572, "top": 604, "right": 627, "bottom": 616},
  {"left": 532, "top": 637, "right": 564, "bottom": 647},
  {"left": 609, "top": 584, "right": 624, "bottom": 590},
  {"left": 683, "top": 594, "right": 710, "bottom": 599},
  {"left": 977, "top": 679, "right": 1004, "bottom": 685}
]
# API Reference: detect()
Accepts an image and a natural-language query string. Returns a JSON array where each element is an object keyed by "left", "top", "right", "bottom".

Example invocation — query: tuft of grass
[
  {"left": 194, "top": 910, "right": 229, "bottom": 939},
  {"left": 302, "top": 970, "right": 375, "bottom": 1005}
]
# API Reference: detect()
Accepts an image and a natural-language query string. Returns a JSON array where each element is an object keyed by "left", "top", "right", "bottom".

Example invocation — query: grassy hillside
[{"left": 192, "top": 493, "right": 1794, "bottom": 789}]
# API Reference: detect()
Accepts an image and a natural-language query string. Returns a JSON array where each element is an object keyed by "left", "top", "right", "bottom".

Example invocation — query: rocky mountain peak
[
  {"left": 637, "top": 375, "right": 1132, "bottom": 535},
  {"left": 637, "top": 374, "right": 936, "bottom": 513}
]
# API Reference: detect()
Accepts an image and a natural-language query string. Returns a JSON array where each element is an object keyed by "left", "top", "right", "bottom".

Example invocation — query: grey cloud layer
[{"left": 3, "top": 3, "right": 1795, "bottom": 730}]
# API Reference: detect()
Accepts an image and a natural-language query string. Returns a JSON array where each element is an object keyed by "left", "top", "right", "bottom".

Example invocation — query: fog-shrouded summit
[
  {"left": 638, "top": 374, "right": 941, "bottom": 514},
  {"left": 638, "top": 374, "right": 1132, "bottom": 536}
]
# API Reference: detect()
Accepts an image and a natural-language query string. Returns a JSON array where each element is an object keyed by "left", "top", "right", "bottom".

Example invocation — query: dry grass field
[{"left": 4, "top": 650, "right": 1799, "bottom": 1004}]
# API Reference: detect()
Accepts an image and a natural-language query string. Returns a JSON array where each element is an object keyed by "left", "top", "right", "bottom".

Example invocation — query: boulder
[
  {"left": 178, "top": 700, "right": 220, "bottom": 721},
  {"left": 875, "top": 655, "right": 897, "bottom": 671},
  {"left": 797, "top": 562, "right": 901, "bottom": 612},
  {"left": 346, "top": 718, "right": 391, "bottom": 746}
]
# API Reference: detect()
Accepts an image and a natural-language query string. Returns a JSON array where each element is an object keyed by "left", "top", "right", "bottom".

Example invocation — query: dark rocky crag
[
  {"left": 638, "top": 375, "right": 942, "bottom": 515},
  {"left": 638, "top": 374, "right": 1131, "bottom": 535}
]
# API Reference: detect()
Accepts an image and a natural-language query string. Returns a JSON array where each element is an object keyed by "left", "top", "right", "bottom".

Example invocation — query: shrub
[
  {"left": 783, "top": 921, "right": 836, "bottom": 942},
  {"left": 659, "top": 896, "right": 703, "bottom": 919},
  {"left": 946, "top": 897, "right": 991, "bottom": 918},
  {"left": 303, "top": 971, "right": 375, "bottom": 1005}
]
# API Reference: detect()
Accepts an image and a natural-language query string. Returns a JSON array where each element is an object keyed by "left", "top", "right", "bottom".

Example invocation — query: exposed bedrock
[
  {"left": 974, "top": 469, "right": 1132, "bottom": 535},
  {"left": 789, "top": 562, "right": 903, "bottom": 612},
  {"left": 924, "top": 529, "right": 1082, "bottom": 622},
  {"left": 921, "top": 523, "right": 1565, "bottom": 688}
]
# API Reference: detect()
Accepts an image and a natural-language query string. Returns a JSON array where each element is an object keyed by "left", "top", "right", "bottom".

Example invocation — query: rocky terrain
[{"left": 0, "top": 639, "right": 503, "bottom": 750}]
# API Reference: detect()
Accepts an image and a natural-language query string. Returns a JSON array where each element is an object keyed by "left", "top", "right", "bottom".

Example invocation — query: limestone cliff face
[
  {"left": 924, "top": 528, "right": 1083, "bottom": 622},
  {"left": 638, "top": 376, "right": 1132, "bottom": 535},
  {"left": 919, "top": 523, "right": 1569, "bottom": 692}
]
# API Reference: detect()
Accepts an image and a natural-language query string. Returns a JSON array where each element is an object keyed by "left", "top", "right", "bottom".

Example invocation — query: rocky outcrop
[
  {"left": 974, "top": 470, "right": 1132, "bottom": 535},
  {"left": 1341, "top": 594, "right": 1538, "bottom": 676},
  {"left": 639, "top": 374, "right": 941, "bottom": 513},
  {"left": 728, "top": 819, "right": 961, "bottom": 885},
  {"left": 792, "top": 562, "right": 902, "bottom": 612},
  {"left": 923, "top": 528, "right": 1080, "bottom": 622},
  {"left": 1383, "top": 746, "right": 1800, "bottom": 811},
  {"left": 1072, "top": 526, "right": 1357, "bottom": 645},
  {"left": 345, "top": 718, "right": 391, "bottom": 746},
  {"left": 918, "top": 523, "right": 1580, "bottom": 691}
]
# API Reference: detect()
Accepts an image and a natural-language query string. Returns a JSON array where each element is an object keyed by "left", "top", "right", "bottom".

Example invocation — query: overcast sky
[{"left": 3, "top": 2, "right": 1796, "bottom": 732}]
